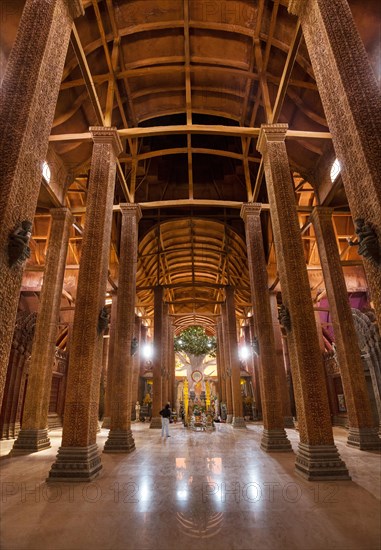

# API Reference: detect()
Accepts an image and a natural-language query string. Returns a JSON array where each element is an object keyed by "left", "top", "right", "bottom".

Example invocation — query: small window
[
  {"left": 330, "top": 158, "right": 341, "bottom": 182},
  {"left": 42, "top": 161, "right": 51, "bottom": 183}
]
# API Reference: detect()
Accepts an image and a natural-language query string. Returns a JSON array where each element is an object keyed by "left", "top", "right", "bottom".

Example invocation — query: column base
[
  {"left": 102, "top": 416, "right": 111, "bottom": 429},
  {"left": 260, "top": 428, "right": 293, "bottom": 452},
  {"left": 295, "top": 442, "right": 351, "bottom": 481},
  {"left": 47, "top": 444, "right": 102, "bottom": 482},
  {"left": 347, "top": 427, "right": 381, "bottom": 450},
  {"left": 150, "top": 416, "right": 162, "bottom": 429},
  {"left": 103, "top": 429, "right": 135, "bottom": 453},
  {"left": 232, "top": 416, "right": 247, "bottom": 428},
  {"left": 284, "top": 416, "right": 294, "bottom": 428},
  {"left": 12, "top": 428, "right": 51, "bottom": 454},
  {"left": 226, "top": 414, "right": 233, "bottom": 424}
]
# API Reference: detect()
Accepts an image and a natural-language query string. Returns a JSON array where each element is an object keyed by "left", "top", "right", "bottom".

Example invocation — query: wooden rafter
[{"left": 70, "top": 23, "right": 132, "bottom": 202}]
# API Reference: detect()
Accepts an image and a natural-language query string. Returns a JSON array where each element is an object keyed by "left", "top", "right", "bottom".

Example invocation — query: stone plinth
[
  {"left": 12, "top": 429, "right": 50, "bottom": 454},
  {"left": 47, "top": 445, "right": 102, "bottom": 482},
  {"left": 295, "top": 443, "right": 351, "bottom": 481},
  {"left": 232, "top": 417, "right": 246, "bottom": 428},
  {"left": 261, "top": 429, "right": 293, "bottom": 453}
]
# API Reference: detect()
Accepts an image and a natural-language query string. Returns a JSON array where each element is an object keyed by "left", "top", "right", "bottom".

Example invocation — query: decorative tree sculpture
[{"left": 174, "top": 326, "right": 217, "bottom": 394}]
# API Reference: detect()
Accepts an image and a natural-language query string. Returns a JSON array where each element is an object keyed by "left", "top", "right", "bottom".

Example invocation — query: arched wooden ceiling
[
  {"left": 136, "top": 218, "right": 251, "bottom": 327},
  {"left": 2, "top": 0, "right": 378, "bottom": 333}
]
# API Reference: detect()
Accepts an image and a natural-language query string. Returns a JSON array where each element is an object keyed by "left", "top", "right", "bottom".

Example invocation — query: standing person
[{"left": 160, "top": 403, "right": 171, "bottom": 437}]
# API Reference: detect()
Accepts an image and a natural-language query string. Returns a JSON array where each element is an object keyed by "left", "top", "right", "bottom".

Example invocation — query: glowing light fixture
[{"left": 141, "top": 342, "right": 153, "bottom": 360}]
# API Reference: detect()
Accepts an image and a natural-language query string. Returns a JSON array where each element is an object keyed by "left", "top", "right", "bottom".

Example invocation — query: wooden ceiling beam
[
  {"left": 120, "top": 147, "right": 260, "bottom": 164},
  {"left": 50, "top": 126, "right": 331, "bottom": 142}
]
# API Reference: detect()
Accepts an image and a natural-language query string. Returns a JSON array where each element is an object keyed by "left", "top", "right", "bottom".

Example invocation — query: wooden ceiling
[{"left": 3, "top": 0, "right": 378, "bottom": 332}]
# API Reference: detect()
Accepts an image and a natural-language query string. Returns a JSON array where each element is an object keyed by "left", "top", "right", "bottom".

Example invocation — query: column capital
[
  {"left": 90, "top": 127, "right": 123, "bottom": 157},
  {"left": 288, "top": 0, "right": 308, "bottom": 17},
  {"left": 49, "top": 206, "right": 73, "bottom": 223},
  {"left": 240, "top": 202, "right": 262, "bottom": 222},
  {"left": 310, "top": 206, "right": 335, "bottom": 224},
  {"left": 68, "top": 0, "right": 85, "bottom": 19},
  {"left": 257, "top": 124, "right": 288, "bottom": 154},
  {"left": 119, "top": 203, "right": 142, "bottom": 223}
]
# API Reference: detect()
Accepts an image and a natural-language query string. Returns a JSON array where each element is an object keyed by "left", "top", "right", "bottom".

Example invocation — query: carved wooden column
[
  {"left": 241, "top": 204, "right": 291, "bottom": 449},
  {"left": 168, "top": 319, "right": 175, "bottom": 407},
  {"left": 288, "top": 0, "right": 381, "bottom": 328},
  {"left": 12, "top": 208, "right": 72, "bottom": 453},
  {"left": 99, "top": 336, "right": 109, "bottom": 422},
  {"left": 102, "top": 295, "right": 117, "bottom": 429},
  {"left": 150, "top": 286, "right": 163, "bottom": 428},
  {"left": 216, "top": 318, "right": 226, "bottom": 405},
  {"left": 48, "top": 127, "right": 122, "bottom": 481},
  {"left": 269, "top": 293, "right": 293, "bottom": 428},
  {"left": 131, "top": 317, "right": 142, "bottom": 418},
  {"left": 0, "top": 349, "right": 24, "bottom": 439},
  {"left": 311, "top": 207, "right": 380, "bottom": 449},
  {"left": 161, "top": 304, "right": 169, "bottom": 406},
  {"left": 225, "top": 286, "right": 245, "bottom": 428},
  {"left": 249, "top": 317, "right": 262, "bottom": 420},
  {"left": 104, "top": 204, "right": 141, "bottom": 453},
  {"left": 221, "top": 303, "right": 233, "bottom": 422},
  {"left": 257, "top": 124, "right": 349, "bottom": 480},
  {"left": 0, "top": 0, "right": 83, "bottom": 410}
]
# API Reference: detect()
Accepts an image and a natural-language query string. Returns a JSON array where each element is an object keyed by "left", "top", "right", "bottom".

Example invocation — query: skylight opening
[
  {"left": 42, "top": 161, "right": 51, "bottom": 183},
  {"left": 330, "top": 158, "right": 341, "bottom": 183}
]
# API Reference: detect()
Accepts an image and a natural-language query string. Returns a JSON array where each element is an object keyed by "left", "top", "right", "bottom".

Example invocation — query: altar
[{"left": 189, "top": 412, "right": 215, "bottom": 432}]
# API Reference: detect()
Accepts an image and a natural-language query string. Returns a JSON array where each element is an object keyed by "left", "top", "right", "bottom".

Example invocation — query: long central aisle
[{"left": 1, "top": 423, "right": 380, "bottom": 550}]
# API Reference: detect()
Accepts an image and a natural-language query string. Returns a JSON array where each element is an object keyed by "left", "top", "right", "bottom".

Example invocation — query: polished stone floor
[{"left": 1, "top": 423, "right": 380, "bottom": 550}]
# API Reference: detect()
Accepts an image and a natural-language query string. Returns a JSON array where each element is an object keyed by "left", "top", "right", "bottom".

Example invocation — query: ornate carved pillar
[
  {"left": 216, "top": 318, "right": 226, "bottom": 405},
  {"left": 269, "top": 293, "right": 293, "bottom": 428},
  {"left": 48, "top": 127, "right": 122, "bottom": 481},
  {"left": 168, "top": 319, "right": 175, "bottom": 407},
  {"left": 221, "top": 303, "right": 233, "bottom": 422},
  {"left": 0, "top": 0, "right": 83, "bottom": 410},
  {"left": 131, "top": 317, "right": 142, "bottom": 418},
  {"left": 225, "top": 286, "right": 245, "bottom": 428},
  {"left": 161, "top": 305, "right": 169, "bottom": 406},
  {"left": 104, "top": 204, "right": 141, "bottom": 453},
  {"left": 281, "top": 333, "right": 296, "bottom": 418},
  {"left": 288, "top": 0, "right": 381, "bottom": 328},
  {"left": 241, "top": 204, "right": 291, "bottom": 449},
  {"left": 249, "top": 317, "right": 262, "bottom": 420},
  {"left": 311, "top": 207, "right": 380, "bottom": 449},
  {"left": 0, "top": 349, "right": 23, "bottom": 439},
  {"left": 257, "top": 124, "right": 349, "bottom": 480},
  {"left": 12, "top": 208, "right": 72, "bottom": 453},
  {"left": 150, "top": 286, "right": 163, "bottom": 428},
  {"left": 102, "top": 295, "right": 117, "bottom": 429}
]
